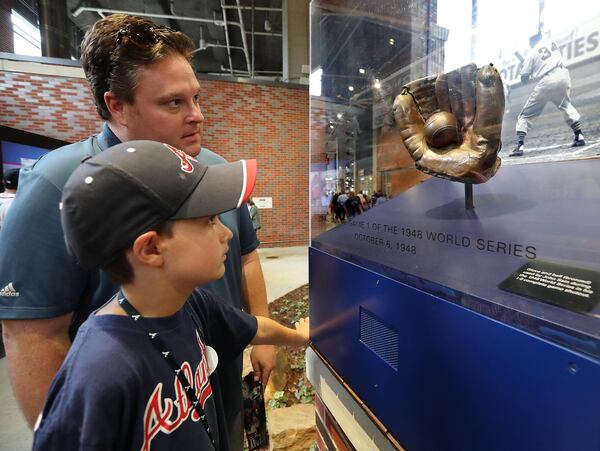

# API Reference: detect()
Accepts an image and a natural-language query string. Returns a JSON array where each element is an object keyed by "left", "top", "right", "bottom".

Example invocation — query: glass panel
[
  {"left": 310, "top": 0, "right": 600, "bottom": 355},
  {"left": 310, "top": 0, "right": 600, "bottom": 235}
]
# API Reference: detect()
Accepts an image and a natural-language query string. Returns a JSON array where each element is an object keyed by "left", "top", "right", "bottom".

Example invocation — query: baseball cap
[
  {"left": 3, "top": 168, "right": 20, "bottom": 190},
  {"left": 60, "top": 140, "right": 257, "bottom": 269}
]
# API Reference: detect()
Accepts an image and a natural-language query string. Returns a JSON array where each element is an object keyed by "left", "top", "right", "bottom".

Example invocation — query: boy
[{"left": 32, "top": 141, "right": 309, "bottom": 450}]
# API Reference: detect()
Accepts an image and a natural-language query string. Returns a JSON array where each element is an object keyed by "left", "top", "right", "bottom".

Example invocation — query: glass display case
[{"left": 308, "top": 1, "right": 600, "bottom": 449}]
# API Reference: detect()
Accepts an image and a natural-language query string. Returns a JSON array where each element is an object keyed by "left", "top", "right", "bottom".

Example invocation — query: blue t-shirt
[
  {"left": 32, "top": 289, "right": 258, "bottom": 451},
  {"left": 0, "top": 124, "right": 120, "bottom": 336}
]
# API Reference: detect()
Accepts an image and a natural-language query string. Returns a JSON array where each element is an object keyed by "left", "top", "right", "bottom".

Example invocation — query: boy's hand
[
  {"left": 250, "top": 345, "right": 276, "bottom": 387},
  {"left": 294, "top": 317, "right": 310, "bottom": 345}
]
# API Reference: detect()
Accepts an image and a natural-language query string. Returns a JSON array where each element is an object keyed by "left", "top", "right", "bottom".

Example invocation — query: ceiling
[
  {"left": 68, "top": 0, "right": 285, "bottom": 78},
  {"left": 15, "top": 0, "right": 294, "bottom": 80}
]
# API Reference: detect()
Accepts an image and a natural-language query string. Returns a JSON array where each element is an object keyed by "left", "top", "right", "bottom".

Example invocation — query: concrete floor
[
  {"left": 257, "top": 246, "right": 309, "bottom": 303},
  {"left": 0, "top": 358, "right": 31, "bottom": 450},
  {"left": 0, "top": 246, "right": 308, "bottom": 450}
]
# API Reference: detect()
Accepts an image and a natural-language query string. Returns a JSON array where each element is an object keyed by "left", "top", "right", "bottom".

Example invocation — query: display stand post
[{"left": 465, "top": 182, "right": 474, "bottom": 209}]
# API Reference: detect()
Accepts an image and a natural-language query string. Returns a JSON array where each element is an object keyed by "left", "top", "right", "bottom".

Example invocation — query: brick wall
[
  {"left": 199, "top": 80, "right": 309, "bottom": 246},
  {"left": 0, "top": 66, "right": 309, "bottom": 247}
]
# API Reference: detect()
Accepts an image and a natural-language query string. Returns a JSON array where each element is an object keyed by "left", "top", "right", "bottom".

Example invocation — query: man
[
  {"left": 0, "top": 14, "right": 274, "bottom": 449},
  {"left": 510, "top": 31, "right": 585, "bottom": 157}
]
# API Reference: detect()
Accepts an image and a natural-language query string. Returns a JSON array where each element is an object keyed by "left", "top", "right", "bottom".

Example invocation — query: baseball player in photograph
[{"left": 510, "top": 31, "right": 585, "bottom": 157}]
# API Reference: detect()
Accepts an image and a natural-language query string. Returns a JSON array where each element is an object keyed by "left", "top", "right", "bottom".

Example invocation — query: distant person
[
  {"left": 344, "top": 191, "right": 363, "bottom": 218},
  {"left": 375, "top": 191, "right": 388, "bottom": 206},
  {"left": 510, "top": 31, "right": 585, "bottom": 157},
  {"left": 337, "top": 191, "right": 348, "bottom": 223},
  {"left": 32, "top": 141, "right": 309, "bottom": 450},
  {"left": 357, "top": 190, "right": 369, "bottom": 211},
  {"left": 0, "top": 169, "right": 19, "bottom": 228},
  {"left": 247, "top": 198, "right": 261, "bottom": 232},
  {"left": 330, "top": 192, "right": 340, "bottom": 223}
]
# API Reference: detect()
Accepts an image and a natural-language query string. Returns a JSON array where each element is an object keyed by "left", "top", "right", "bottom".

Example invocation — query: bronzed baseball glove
[{"left": 393, "top": 63, "right": 505, "bottom": 183}]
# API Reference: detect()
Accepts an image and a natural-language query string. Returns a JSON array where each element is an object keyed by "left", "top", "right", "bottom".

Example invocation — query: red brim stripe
[{"left": 237, "top": 159, "right": 257, "bottom": 207}]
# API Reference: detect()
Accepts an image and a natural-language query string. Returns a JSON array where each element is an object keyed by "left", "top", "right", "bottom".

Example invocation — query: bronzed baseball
[{"left": 424, "top": 111, "right": 460, "bottom": 148}]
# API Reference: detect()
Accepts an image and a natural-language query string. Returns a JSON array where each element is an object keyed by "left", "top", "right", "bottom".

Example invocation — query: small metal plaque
[{"left": 499, "top": 260, "right": 600, "bottom": 313}]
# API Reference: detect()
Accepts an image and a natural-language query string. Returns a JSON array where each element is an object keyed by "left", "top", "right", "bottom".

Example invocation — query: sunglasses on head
[{"left": 115, "top": 23, "right": 175, "bottom": 48}]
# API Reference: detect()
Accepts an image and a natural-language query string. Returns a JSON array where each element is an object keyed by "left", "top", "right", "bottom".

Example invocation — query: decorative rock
[
  {"left": 267, "top": 403, "right": 316, "bottom": 451},
  {"left": 264, "top": 350, "right": 289, "bottom": 405}
]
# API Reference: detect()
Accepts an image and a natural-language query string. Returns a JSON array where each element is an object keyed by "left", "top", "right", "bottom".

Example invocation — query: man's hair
[
  {"left": 80, "top": 14, "right": 195, "bottom": 120},
  {"left": 102, "top": 221, "right": 174, "bottom": 285}
]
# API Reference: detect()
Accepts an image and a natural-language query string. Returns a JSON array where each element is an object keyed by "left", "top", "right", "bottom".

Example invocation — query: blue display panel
[
  {"left": 310, "top": 248, "right": 600, "bottom": 451},
  {"left": 1, "top": 140, "right": 49, "bottom": 172}
]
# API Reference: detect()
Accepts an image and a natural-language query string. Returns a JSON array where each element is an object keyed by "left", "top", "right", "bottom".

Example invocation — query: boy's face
[
  {"left": 163, "top": 215, "right": 233, "bottom": 286},
  {"left": 120, "top": 54, "right": 204, "bottom": 157}
]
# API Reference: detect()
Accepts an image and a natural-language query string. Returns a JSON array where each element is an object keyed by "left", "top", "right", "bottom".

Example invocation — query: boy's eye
[{"left": 208, "top": 216, "right": 217, "bottom": 225}]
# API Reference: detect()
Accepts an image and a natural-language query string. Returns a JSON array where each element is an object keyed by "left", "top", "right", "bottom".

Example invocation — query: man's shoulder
[
  {"left": 196, "top": 147, "right": 227, "bottom": 165},
  {"left": 30, "top": 136, "right": 100, "bottom": 187}
]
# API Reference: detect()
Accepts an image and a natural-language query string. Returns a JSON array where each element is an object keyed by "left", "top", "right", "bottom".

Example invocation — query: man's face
[{"left": 120, "top": 54, "right": 204, "bottom": 157}]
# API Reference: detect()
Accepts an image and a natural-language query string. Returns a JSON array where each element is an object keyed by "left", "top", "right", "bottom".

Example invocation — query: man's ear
[
  {"left": 104, "top": 91, "right": 128, "bottom": 126},
  {"left": 130, "top": 231, "right": 164, "bottom": 267}
]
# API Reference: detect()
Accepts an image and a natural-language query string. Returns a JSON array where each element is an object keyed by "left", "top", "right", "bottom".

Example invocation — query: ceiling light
[
  {"left": 389, "top": 37, "right": 395, "bottom": 45},
  {"left": 348, "top": 85, "right": 354, "bottom": 92},
  {"left": 337, "top": 113, "right": 343, "bottom": 119},
  {"left": 373, "top": 80, "right": 381, "bottom": 89},
  {"left": 359, "top": 68, "right": 365, "bottom": 74}
]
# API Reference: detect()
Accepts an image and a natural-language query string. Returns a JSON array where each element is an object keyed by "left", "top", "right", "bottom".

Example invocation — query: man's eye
[
  {"left": 167, "top": 99, "right": 181, "bottom": 107},
  {"left": 193, "top": 94, "right": 201, "bottom": 104},
  {"left": 208, "top": 216, "right": 217, "bottom": 225}
]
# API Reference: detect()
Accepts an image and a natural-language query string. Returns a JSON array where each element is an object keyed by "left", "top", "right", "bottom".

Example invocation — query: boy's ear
[
  {"left": 104, "top": 91, "right": 129, "bottom": 126},
  {"left": 130, "top": 231, "right": 164, "bottom": 267}
]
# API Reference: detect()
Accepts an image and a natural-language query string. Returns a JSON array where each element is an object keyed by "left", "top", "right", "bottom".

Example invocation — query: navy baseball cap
[{"left": 60, "top": 140, "right": 257, "bottom": 269}]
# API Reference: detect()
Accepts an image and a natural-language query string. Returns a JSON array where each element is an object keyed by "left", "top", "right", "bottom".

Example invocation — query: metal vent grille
[{"left": 359, "top": 308, "right": 399, "bottom": 371}]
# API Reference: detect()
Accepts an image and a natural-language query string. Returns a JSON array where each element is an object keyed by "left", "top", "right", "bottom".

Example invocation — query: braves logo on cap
[{"left": 163, "top": 143, "right": 194, "bottom": 173}]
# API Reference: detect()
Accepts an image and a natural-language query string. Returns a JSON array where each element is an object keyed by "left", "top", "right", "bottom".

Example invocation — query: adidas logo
[{"left": 0, "top": 282, "right": 20, "bottom": 297}]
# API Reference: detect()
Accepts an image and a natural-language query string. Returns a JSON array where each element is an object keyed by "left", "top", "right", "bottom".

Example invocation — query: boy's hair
[
  {"left": 103, "top": 221, "right": 174, "bottom": 285},
  {"left": 60, "top": 140, "right": 257, "bottom": 270},
  {"left": 80, "top": 14, "right": 195, "bottom": 120}
]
